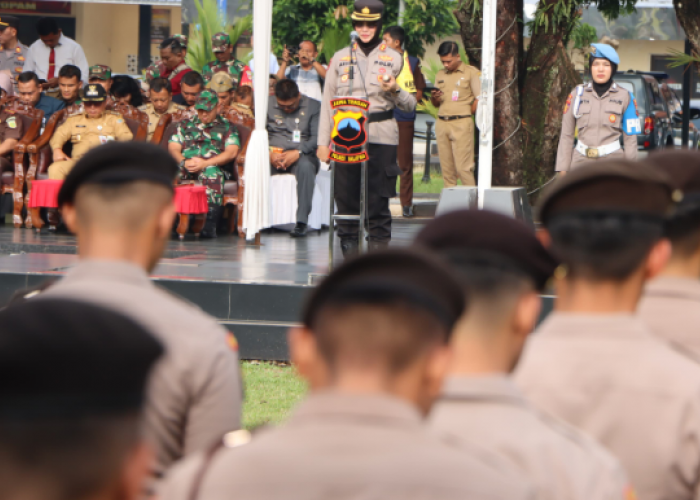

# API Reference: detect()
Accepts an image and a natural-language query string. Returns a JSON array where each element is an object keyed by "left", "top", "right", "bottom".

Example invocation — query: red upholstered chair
[
  {"left": 222, "top": 108, "right": 254, "bottom": 236},
  {"left": 0, "top": 98, "right": 45, "bottom": 227}
]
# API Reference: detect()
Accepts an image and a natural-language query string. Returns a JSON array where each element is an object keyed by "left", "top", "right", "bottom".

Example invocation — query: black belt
[
  {"left": 438, "top": 115, "right": 470, "bottom": 121},
  {"left": 368, "top": 110, "right": 394, "bottom": 123}
]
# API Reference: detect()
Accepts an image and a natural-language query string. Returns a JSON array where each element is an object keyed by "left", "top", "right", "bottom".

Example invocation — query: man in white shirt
[
  {"left": 277, "top": 41, "right": 326, "bottom": 102},
  {"left": 24, "top": 17, "right": 89, "bottom": 93}
]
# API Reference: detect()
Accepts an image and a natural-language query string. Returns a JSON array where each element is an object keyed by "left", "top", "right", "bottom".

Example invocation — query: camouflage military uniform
[
  {"left": 169, "top": 114, "right": 240, "bottom": 207},
  {"left": 202, "top": 32, "right": 251, "bottom": 89}
]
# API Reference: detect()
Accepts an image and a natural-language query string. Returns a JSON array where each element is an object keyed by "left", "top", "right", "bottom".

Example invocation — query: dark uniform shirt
[
  {"left": 202, "top": 59, "right": 251, "bottom": 89},
  {"left": 35, "top": 93, "right": 66, "bottom": 124},
  {"left": 267, "top": 94, "right": 320, "bottom": 155}
]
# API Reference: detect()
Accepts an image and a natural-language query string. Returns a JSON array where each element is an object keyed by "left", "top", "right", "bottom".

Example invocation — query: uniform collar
[
  {"left": 447, "top": 62, "right": 467, "bottom": 74},
  {"left": 273, "top": 95, "right": 306, "bottom": 113},
  {"left": 536, "top": 311, "right": 654, "bottom": 340},
  {"left": 60, "top": 260, "right": 152, "bottom": 288},
  {"left": 440, "top": 374, "right": 529, "bottom": 408},
  {"left": 289, "top": 391, "right": 423, "bottom": 428},
  {"left": 644, "top": 275, "right": 700, "bottom": 303},
  {"left": 584, "top": 81, "right": 618, "bottom": 96}
]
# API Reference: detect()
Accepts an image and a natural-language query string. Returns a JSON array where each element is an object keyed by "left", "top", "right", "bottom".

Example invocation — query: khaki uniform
[
  {"left": 639, "top": 276, "right": 700, "bottom": 361},
  {"left": 430, "top": 375, "right": 631, "bottom": 500},
  {"left": 139, "top": 101, "right": 186, "bottom": 141},
  {"left": 556, "top": 82, "right": 638, "bottom": 172},
  {"left": 318, "top": 43, "right": 416, "bottom": 244},
  {"left": 41, "top": 260, "right": 243, "bottom": 478},
  {"left": 514, "top": 313, "right": 700, "bottom": 500},
  {"left": 160, "top": 391, "right": 534, "bottom": 500},
  {"left": 434, "top": 62, "right": 480, "bottom": 187},
  {"left": 0, "top": 42, "right": 30, "bottom": 92},
  {"left": 48, "top": 111, "right": 133, "bottom": 179}
]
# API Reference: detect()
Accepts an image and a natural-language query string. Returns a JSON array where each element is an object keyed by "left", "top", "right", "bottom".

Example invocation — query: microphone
[{"left": 350, "top": 31, "right": 359, "bottom": 43}]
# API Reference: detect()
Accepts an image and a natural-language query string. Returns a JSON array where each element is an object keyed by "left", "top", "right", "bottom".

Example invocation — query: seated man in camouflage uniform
[
  {"left": 168, "top": 90, "right": 240, "bottom": 238},
  {"left": 139, "top": 77, "right": 185, "bottom": 141},
  {"left": 49, "top": 84, "right": 133, "bottom": 180},
  {"left": 202, "top": 32, "right": 251, "bottom": 89}
]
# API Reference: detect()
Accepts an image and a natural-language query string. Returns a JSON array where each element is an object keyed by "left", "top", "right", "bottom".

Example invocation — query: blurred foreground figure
[
  {"left": 639, "top": 150, "right": 700, "bottom": 360},
  {"left": 0, "top": 298, "right": 163, "bottom": 500},
  {"left": 417, "top": 209, "right": 632, "bottom": 500},
  {"left": 515, "top": 159, "right": 700, "bottom": 500},
  {"left": 160, "top": 249, "right": 534, "bottom": 500},
  {"left": 37, "top": 142, "right": 242, "bottom": 478}
]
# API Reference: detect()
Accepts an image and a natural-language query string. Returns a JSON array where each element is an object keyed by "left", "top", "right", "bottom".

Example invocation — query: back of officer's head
[
  {"left": 416, "top": 210, "right": 557, "bottom": 369},
  {"left": 644, "top": 150, "right": 700, "bottom": 268},
  {"left": 0, "top": 298, "right": 163, "bottom": 500},
  {"left": 538, "top": 160, "right": 673, "bottom": 282},
  {"left": 295, "top": 249, "right": 465, "bottom": 414},
  {"left": 58, "top": 143, "right": 178, "bottom": 270}
]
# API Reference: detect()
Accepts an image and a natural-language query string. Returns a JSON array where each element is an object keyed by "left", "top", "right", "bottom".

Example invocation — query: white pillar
[
  {"left": 398, "top": 0, "right": 405, "bottom": 25},
  {"left": 477, "top": 0, "right": 497, "bottom": 208}
]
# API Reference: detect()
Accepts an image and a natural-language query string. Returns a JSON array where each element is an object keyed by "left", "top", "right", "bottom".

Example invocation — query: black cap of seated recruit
[
  {"left": 58, "top": 141, "right": 178, "bottom": 206},
  {"left": 415, "top": 209, "right": 558, "bottom": 291},
  {"left": 0, "top": 298, "right": 164, "bottom": 419},
  {"left": 302, "top": 249, "right": 465, "bottom": 332}
]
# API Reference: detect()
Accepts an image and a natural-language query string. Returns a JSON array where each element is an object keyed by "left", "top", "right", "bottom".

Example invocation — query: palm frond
[
  {"left": 417, "top": 97, "right": 438, "bottom": 119},
  {"left": 319, "top": 25, "right": 353, "bottom": 65},
  {"left": 666, "top": 48, "right": 700, "bottom": 69}
]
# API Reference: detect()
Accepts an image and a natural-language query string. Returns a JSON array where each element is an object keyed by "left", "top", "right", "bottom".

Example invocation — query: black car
[{"left": 613, "top": 71, "right": 674, "bottom": 151}]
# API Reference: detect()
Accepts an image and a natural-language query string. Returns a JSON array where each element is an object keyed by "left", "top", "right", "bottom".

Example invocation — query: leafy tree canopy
[{"left": 272, "top": 0, "right": 459, "bottom": 59}]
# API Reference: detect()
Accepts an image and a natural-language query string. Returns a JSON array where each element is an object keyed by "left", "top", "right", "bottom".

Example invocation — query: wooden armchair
[
  {"left": 222, "top": 108, "right": 255, "bottom": 236},
  {"left": 151, "top": 109, "right": 191, "bottom": 149},
  {"left": 0, "top": 98, "right": 44, "bottom": 227},
  {"left": 24, "top": 104, "right": 149, "bottom": 228}
]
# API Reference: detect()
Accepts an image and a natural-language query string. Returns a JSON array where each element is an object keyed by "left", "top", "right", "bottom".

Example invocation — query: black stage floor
[{"left": 0, "top": 223, "right": 423, "bottom": 360}]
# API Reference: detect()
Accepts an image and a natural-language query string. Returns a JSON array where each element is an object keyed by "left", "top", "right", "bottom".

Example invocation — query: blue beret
[{"left": 590, "top": 43, "right": 620, "bottom": 65}]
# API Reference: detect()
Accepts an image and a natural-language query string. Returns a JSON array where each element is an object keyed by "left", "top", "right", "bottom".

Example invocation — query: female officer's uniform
[{"left": 556, "top": 44, "right": 641, "bottom": 172}]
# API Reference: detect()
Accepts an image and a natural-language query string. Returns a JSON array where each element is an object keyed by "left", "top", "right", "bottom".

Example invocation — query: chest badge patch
[
  {"left": 341, "top": 74, "right": 349, "bottom": 82},
  {"left": 609, "top": 114, "right": 617, "bottom": 123},
  {"left": 6, "top": 117, "right": 16, "bottom": 129}
]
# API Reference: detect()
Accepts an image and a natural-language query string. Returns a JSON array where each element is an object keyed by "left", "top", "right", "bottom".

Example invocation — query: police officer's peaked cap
[
  {"left": 0, "top": 298, "right": 163, "bottom": 419},
  {"left": 82, "top": 83, "right": 107, "bottom": 102},
  {"left": 302, "top": 249, "right": 465, "bottom": 332},
  {"left": 351, "top": 0, "right": 384, "bottom": 21},
  {"left": 415, "top": 210, "right": 558, "bottom": 291},
  {"left": 58, "top": 142, "right": 179, "bottom": 206},
  {"left": 590, "top": 43, "right": 620, "bottom": 65},
  {"left": 0, "top": 16, "right": 20, "bottom": 30},
  {"left": 538, "top": 159, "right": 675, "bottom": 225}
]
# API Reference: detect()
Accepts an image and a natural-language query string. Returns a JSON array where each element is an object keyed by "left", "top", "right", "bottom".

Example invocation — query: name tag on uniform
[
  {"left": 452, "top": 90, "right": 459, "bottom": 101},
  {"left": 292, "top": 130, "right": 301, "bottom": 143},
  {"left": 99, "top": 135, "right": 115, "bottom": 144}
]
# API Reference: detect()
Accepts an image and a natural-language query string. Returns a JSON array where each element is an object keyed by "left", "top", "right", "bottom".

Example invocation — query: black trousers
[{"left": 334, "top": 143, "right": 401, "bottom": 243}]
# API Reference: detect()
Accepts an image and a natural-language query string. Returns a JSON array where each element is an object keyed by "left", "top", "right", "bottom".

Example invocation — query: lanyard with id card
[{"left": 292, "top": 118, "right": 301, "bottom": 143}]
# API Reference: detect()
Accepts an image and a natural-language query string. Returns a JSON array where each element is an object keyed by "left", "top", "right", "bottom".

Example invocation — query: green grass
[
  {"left": 397, "top": 172, "right": 445, "bottom": 194},
  {"left": 242, "top": 361, "right": 307, "bottom": 430}
]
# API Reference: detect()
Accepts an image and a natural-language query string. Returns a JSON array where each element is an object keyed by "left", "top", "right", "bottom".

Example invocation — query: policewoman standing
[
  {"left": 317, "top": 0, "right": 416, "bottom": 257},
  {"left": 556, "top": 43, "right": 641, "bottom": 173}
]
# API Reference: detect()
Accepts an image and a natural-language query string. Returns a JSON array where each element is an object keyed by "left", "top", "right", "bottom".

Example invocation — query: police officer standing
[
  {"left": 431, "top": 41, "right": 480, "bottom": 188},
  {"left": 556, "top": 44, "right": 640, "bottom": 173},
  {"left": 202, "top": 32, "right": 251, "bottom": 90},
  {"left": 317, "top": 0, "right": 416, "bottom": 256},
  {"left": 0, "top": 16, "right": 31, "bottom": 92}
]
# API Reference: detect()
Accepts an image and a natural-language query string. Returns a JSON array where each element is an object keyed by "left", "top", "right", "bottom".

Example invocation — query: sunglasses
[{"left": 83, "top": 101, "right": 103, "bottom": 107}]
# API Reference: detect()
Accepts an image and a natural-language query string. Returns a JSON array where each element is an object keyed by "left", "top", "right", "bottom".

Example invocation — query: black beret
[
  {"left": 58, "top": 141, "right": 179, "bottom": 206},
  {"left": 538, "top": 159, "right": 674, "bottom": 225},
  {"left": 415, "top": 209, "right": 558, "bottom": 291},
  {"left": 0, "top": 298, "right": 163, "bottom": 419},
  {"left": 303, "top": 249, "right": 465, "bottom": 332}
]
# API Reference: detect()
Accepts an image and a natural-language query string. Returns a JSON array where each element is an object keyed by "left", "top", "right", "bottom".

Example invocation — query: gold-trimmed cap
[{"left": 351, "top": 0, "right": 384, "bottom": 21}]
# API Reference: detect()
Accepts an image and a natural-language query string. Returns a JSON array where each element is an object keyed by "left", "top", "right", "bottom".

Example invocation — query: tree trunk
[
  {"left": 491, "top": 0, "right": 523, "bottom": 185},
  {"left": 675, "top": 0, "right": 700, "bottom": 55},
  {"left": 520, "top": 2, "right": 581, "bottom": 194},
  {"left": 455, "top": 0, "right": 523, "bottom": 185}
]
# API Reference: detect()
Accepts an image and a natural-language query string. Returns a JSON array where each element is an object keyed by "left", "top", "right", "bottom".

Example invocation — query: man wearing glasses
[
  {"left": 317, "top": 0, "right": 416, "bottom": 257},
  {"left": 48, "top": 84, "right": 132, "bottom": 180}
]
